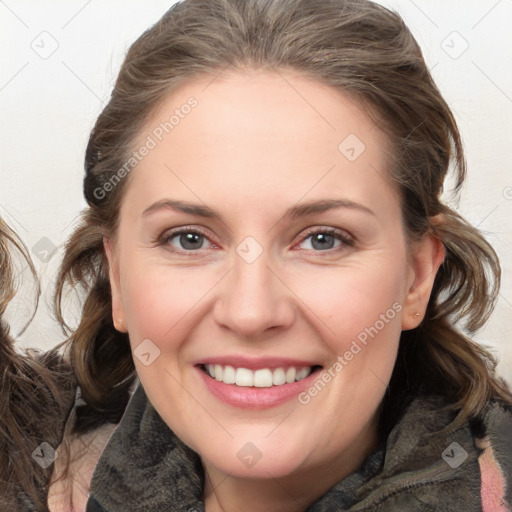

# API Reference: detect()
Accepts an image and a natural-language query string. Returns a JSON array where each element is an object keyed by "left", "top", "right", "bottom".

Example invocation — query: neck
[{"left": 202, "top": 419, "right": 380, "bottom": 512}]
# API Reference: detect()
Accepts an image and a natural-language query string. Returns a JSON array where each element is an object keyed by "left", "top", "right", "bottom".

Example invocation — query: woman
[
  {"left": 0, "top": 219, "right": 76, "bottom": 511},
  {"left": 48, "top": 0, "right": 512, "bottom": 510}
]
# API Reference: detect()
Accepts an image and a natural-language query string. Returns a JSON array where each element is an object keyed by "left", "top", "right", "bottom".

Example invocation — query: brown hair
[
  {"left": 55, "top": 0, "right": 512, "bottom": 444},
  {"left": 0, "top": 219, "right": 76, "bottom": 511}
]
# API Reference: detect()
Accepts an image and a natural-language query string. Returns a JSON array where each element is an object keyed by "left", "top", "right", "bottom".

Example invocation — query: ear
[
  {"left": 401, "top": 217, "right": 445, "bottom": 331},
  {"left": 104, "top": 237, "right": 128, "bottom": 333}
]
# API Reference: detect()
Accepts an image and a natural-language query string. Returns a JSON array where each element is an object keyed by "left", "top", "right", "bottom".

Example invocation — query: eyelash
[{"left": 155, "top": 225, "right": 355, "bottom": 256}]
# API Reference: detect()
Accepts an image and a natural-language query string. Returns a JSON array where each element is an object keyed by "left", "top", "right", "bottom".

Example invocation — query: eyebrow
[{"left": 142, "top": 198, "right": 376, "bottom": 221}]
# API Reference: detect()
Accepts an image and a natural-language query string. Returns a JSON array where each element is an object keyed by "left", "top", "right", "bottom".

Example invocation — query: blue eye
[
  {"left": 157, "top": 226, "right": 354, "bottom": 256},
  {"left": 297, "top": 229, "right": 354, "bottom": 252},
  {"left": 162, "top": 229, "right": 213, "bottom": 253}
]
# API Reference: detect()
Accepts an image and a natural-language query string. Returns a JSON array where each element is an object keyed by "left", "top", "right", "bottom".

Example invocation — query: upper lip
[{"left": 194, "top": 355, "right": 322, "bottom": 370}]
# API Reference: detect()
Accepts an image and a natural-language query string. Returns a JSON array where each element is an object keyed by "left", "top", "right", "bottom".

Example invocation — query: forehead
[{"left": 126, "top": 69, "right": 398, "bottom": 216}]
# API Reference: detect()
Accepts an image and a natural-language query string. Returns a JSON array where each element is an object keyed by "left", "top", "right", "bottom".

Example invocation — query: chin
[{"left": 200, "top": 440, "right": 310, "bottom": 480}]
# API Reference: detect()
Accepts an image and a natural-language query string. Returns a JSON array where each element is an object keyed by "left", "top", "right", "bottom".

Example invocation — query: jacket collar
[{"left": 86, "top": 382, "right": 486, "bottom": 511}]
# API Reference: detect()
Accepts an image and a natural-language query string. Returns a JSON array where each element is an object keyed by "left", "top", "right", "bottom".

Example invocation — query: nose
[{"left": 213, "top": 247, "right": 295, "bottom": 339}]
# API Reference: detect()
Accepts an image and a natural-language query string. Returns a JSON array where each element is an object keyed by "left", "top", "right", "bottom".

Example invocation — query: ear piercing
[{"left": 413, "top": 312, "right": 420, "bottom": 318}]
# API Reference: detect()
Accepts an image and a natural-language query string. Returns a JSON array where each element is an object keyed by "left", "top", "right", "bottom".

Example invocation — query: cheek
[
  {"left": 295, "top": 263, "right": 406, "bottom": 420},
  {"left": 118, "top": 259, "right": 216, "bottom": 343},
  {"left": 294, "top": 258, "right": 407, "bottom": 341}
]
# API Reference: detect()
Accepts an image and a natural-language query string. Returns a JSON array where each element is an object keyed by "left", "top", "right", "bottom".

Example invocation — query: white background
[{"left": 0, "top": 0, "right": 511, "bottom": 385}]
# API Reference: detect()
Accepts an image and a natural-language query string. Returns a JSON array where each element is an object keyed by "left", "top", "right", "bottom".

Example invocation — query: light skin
[{"left": 105, "top": 69, "right": 444, "bottom": 512}]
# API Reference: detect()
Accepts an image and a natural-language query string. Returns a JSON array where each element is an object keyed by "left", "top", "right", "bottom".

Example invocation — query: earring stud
[{"left": 413, "top": 312, "right": 420, "bottom": 318}]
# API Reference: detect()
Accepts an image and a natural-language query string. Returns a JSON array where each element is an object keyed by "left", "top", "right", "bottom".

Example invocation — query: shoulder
[
  {"left": 47, "top": 417, "right": 118, "bottom": 512},
  {"left": 47, "top": 381, "right": 138, "bottom": 511}
]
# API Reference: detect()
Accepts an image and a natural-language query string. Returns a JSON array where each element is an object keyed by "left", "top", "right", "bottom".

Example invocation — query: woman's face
[{"left": 106, "top": 69, "right": 441, "bottom": 488}]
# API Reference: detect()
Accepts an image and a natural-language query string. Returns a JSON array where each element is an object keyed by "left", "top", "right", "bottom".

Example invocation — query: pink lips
[{"left": 195, "top": 358, "right": 322, "bottom": 409}]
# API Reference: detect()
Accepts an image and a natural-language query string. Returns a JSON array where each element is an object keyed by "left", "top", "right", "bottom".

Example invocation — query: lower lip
[{"left": 196, "top": 365, "right": 322, "bottom": 409}]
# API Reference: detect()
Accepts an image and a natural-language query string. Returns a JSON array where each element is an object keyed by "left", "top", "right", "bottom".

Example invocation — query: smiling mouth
[{"left": 200, "top": 364, "right": 323, "bottom": 387}]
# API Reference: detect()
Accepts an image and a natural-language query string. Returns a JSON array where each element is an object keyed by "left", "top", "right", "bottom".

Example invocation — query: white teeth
[
  {"left": 204, "top": 365, "right": 314, "bottom": 387},
  {"left": 295, "top": 367, "right": 310, "bottom": 381},
  {"left": 223, "top": 365, "right": 236, "bottom": 384},
  {"left": 235, "top": 367, "right": 253, "bottom": 386},
  {"left": 285, "top": 367, "right": 296, "bottom": 383},
  {"left": 272, "top": 367, "right": 286, "bottom": 385},
  {"left": 253, "top": 369, "right": 273, "bottom": 388}
]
